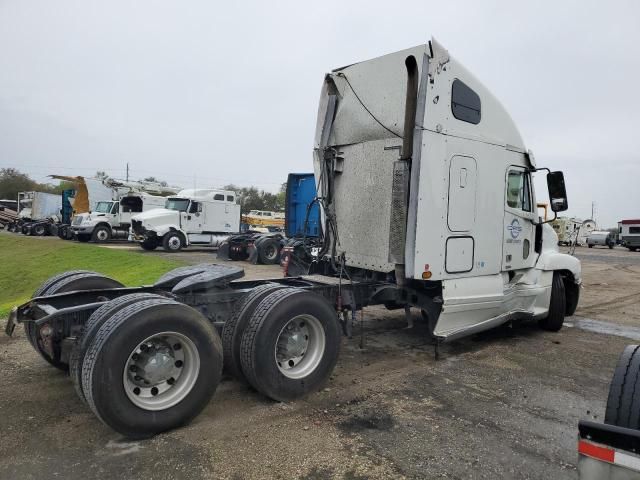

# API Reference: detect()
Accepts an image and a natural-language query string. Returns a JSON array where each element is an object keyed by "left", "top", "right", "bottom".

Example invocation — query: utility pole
[{"left": 126, "top": 163, "right": 129, "bottom": 182}]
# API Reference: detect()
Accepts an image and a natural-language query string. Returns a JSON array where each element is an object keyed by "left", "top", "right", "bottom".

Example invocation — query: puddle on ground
[{"left": 566, "top": 317, "right": 640, "bottom": 341}]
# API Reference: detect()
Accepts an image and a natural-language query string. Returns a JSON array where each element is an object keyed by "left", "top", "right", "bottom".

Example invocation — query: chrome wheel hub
[
  {"left": 123, "top": 332, "right": 200, "bottom": 411},
  {"left": 275, "top": 314, "right": 325, "bottom": 379}
]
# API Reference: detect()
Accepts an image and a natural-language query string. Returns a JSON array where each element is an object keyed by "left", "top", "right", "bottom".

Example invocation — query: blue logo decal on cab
[{"left": 507, "top": 219, "right": 522, "bottom": 239}]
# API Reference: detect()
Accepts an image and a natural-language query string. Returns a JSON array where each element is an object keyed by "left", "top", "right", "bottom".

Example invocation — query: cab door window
[{"left": 506, "top": 170, "right": 532, "bottom": 212}]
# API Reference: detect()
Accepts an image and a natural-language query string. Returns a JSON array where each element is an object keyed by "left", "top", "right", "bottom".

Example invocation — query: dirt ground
[{"left": 1, "top": 244, "right": 640, "bottom": 479}]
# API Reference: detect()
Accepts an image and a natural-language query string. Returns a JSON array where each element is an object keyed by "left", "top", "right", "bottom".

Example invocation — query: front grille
[{"left": 131, "top": 220, "right": 144, "bottom": 235}]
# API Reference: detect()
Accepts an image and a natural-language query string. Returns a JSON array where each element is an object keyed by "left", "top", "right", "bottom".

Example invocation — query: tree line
[{"left": 0, "top": 168, "right": 73, "bottom": 201}]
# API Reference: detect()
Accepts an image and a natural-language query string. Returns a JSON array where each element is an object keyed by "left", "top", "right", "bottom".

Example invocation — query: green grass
[{"left": 0, "top": 233, "right": 186, "bottom": 319}]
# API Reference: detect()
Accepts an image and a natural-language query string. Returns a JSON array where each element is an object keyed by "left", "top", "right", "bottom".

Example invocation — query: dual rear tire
[
  {"left": 80, "top": 298, "right": 222, "bottom": 439},
  {"left": 226, "top": 288, "right": 341, "bottom": 402}
]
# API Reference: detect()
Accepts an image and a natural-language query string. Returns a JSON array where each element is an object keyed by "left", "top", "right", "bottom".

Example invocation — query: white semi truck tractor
[
  {"left": 130, "top": 189, "right": 240, "bottom": 251},
  {"left": 71, "top": 193, "right": 167, "bottom": 242},
  {"left": 7, "top": 39, "right": 583, "bottom": 439}
]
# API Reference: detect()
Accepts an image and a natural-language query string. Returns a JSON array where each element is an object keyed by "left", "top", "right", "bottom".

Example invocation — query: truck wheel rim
[
  {"left": 123, "top": 332, "right": 200, "bottom": 411},
  {"left": 96, "top": 229, "right": 108, "bottom": 241},
  {"left": 265, "top": 245, "right": 277, "bottom": 260},
  {"left": 275, "top": 314, "right": 325, "bottom": 379},
  {"left": 168, "top": 236, "right": 181, "bottom": 250}
]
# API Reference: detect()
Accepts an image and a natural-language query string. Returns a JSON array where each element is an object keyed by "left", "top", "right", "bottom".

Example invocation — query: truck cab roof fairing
[{"left": 315, "top": 38, "right": 526, "bottom": 152}]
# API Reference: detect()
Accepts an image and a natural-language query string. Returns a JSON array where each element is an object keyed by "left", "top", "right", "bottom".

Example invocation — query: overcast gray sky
[{"left": 1, "top": 0, "right": 638, "bottom": 227}]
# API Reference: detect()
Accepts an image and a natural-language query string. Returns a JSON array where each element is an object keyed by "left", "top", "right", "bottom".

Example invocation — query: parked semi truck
[
  {"left": 130, "top": 189, "right": 240, "bottom": 251},
  {"left": 71, "top": 193, "right": 167, "bottom": 242},
  {"left": 217, "top": 173, "right": 320, "bottom": 265},
  {"left": 6, "top": 39, "right": 581, "bottom": 439}
]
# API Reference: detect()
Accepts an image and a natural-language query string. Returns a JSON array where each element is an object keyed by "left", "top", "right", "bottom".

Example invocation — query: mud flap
[
  {"left": 217, "top": 242, "right": 231, "bottom": 261},
  {"left": 247, "top": 243, "right": 259, "bottom": 264},
  {"left": 5, "top": 307, "right": 17, "bottom": 336}
]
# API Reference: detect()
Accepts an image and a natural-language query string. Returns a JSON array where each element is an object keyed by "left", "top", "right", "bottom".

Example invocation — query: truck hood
[
  {"left": 131, "top": 208, "right": 178, "bottom": 223},
  {"left": 78, "top": 212, "right": 109, "bottom": 225}
]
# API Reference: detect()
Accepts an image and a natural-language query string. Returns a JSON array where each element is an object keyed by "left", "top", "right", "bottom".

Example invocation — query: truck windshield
[
  {"left": 94, "top": 202, "right": 113, "bottom": 213},
  {"left": 165, "top": 198, "right": 190, "bottom": 212}
]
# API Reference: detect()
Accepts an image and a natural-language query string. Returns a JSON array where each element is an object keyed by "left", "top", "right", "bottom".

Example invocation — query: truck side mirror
[{"left": 547, "top": 171, "right": 568, "bottom": 212}]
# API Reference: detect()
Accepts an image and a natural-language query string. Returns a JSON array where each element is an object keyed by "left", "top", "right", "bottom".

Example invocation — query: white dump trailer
[{"left": 8, "top": 39, "right": 581, "bottom": 439}]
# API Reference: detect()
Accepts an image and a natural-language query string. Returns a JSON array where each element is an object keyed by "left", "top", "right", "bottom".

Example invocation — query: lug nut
[
  {"left": 167, "top": 377, "right": 175, "bottom": 385},
  {"left": 173, "top": 343, "right": 181, "bottom": 351},
  {"left": 175, "top": 360, "right": 183, "bottom": 368},
  {"left": 129, "top": 365, "right": 137, "bottom": 372},
  {"left": 151, "top": 387, "right": 159, "bottom": 396},
  {"left": 133, "top": 387, "right": 141, "bottom": 395}
]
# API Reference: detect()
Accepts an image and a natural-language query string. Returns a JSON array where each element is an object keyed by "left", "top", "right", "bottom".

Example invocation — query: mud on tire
[
  {"left": 82, "top": 299, "right": 223, "bottom": 438},
  {"left": 69, "top": 293, "right": 169, "bottom": 403},
  {"left": 239, "top": 288, "right": 341, "bottom": 402},
  {"left": 221, "top": 283, "right": 286, "bottom": 382}
]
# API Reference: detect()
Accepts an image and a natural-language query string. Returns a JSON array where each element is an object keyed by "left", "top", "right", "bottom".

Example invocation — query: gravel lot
[{"left": 1, "top": 244, "right": 639, "bottom": 479}]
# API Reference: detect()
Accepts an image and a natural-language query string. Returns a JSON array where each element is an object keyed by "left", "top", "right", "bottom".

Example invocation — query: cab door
[
  {"left": 182, "top": 201, "right": 203, "bottom": 233},
  {"left": 502, "top": 167, "right": 536, "bottom": 271}
]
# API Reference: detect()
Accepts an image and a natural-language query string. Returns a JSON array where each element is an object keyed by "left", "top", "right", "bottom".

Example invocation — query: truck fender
[
  {"left": 94, "top": 221, "right": 112, "bottom": 230},
  {"left": 536, "top": 251, "right": 582, "bottom": 285},
  {"left": 166, "top": 227, "right": 189, "bottom": 246},
  {"left": 148, "top": 224, "right": 188, "bottom": 245}
]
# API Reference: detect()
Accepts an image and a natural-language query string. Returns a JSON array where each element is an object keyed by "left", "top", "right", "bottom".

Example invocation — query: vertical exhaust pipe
[
  {"left": 391, "top": 56, "right": 419, "bottom": 286},
  {"left": 401, "top": 56, "right": 419, "bottom": 160}
]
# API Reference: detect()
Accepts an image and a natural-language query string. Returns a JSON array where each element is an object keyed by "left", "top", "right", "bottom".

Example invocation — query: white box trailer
[
  {"left": 8, "top": 39, "right": 582, "bottom": 439},
  {"left": 16, "top": 191, "right": 61, "bottom": 221},
  {"left": 130, "top": 189, "right": 240, "bottom": 251}
]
